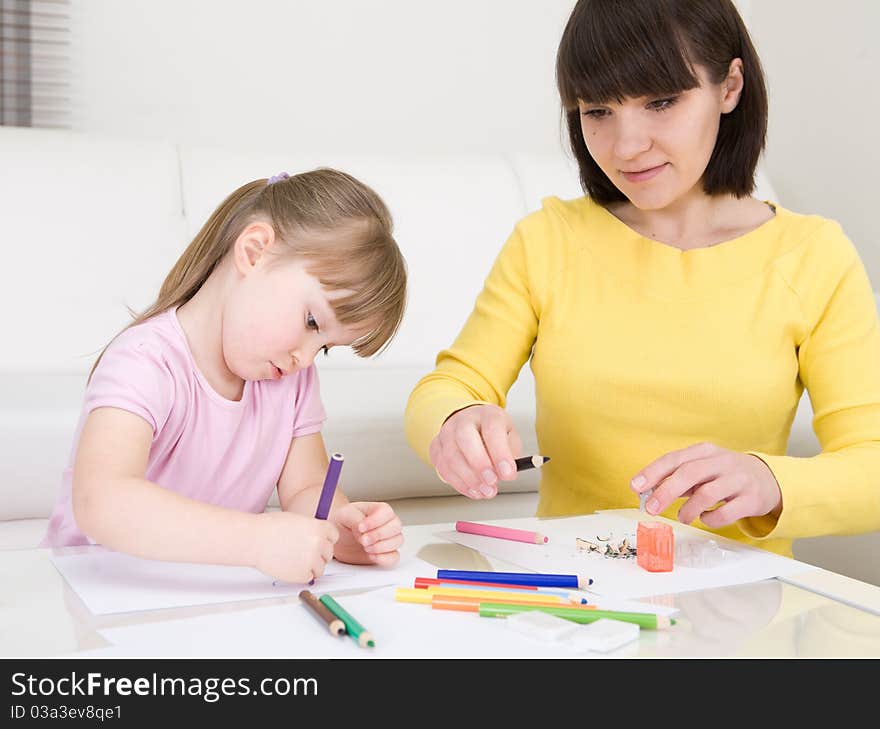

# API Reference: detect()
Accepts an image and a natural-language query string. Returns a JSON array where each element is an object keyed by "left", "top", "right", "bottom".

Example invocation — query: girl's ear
[
  {"left": 232, "top": 222, "right": 276, "bottom": 276},
  {"left": 720, "top": 58, "right": 745, "bottom": 114}
]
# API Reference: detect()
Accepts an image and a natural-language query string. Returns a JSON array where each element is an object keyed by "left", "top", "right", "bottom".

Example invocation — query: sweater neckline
[
  {"left": 594, "top": 197, "right": 780, "bottom": 255},
  {"left": 570, "top": 197, "right": 790, "bottom": 298}
]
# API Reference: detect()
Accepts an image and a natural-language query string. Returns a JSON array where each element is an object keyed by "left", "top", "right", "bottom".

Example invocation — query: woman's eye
[
  {"left": 306, "top": 313, "right": 320, "bottom": 331},
  {"left": 648, "top": 97, "right": 677, "bottom": 111},
  {"left": 581, "top": 108, "right": 608, "bottom": 119}
]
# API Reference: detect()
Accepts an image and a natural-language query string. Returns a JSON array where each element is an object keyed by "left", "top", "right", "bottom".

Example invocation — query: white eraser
[
  {"left": 569, "top": 618, "right": 640, "bottom": 653},
  {"left": 506, "top": 610, "right": 579, "bottom": 642},
  {"left": 675, "top": 538, "right": 725, "bottom": 568}
]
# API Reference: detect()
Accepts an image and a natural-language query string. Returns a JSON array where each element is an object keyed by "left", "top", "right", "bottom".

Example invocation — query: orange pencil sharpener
[{"left": 636, "top": 521, "right": 674, "bottom": 572}]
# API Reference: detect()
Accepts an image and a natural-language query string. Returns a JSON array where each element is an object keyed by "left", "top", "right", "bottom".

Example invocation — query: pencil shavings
[{"left": 576, "top": 535, "right": 638, "bottom": 559}]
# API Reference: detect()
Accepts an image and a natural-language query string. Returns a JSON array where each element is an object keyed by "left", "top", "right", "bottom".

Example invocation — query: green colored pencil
[
  {"left": 318, "top": 594, "right": 375, "bottom": 647},
  {"left": 478, "top": 602, "right": 676, "bottom": 630}
]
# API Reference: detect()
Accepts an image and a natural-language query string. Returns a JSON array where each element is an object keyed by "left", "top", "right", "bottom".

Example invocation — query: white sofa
[{"left": 3, "top": 126, "right": 862, "bottom": 577}]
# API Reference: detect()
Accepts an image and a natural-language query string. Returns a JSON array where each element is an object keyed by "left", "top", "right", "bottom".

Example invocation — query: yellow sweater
[{"left": 405, "top": 196, "right": 880, "bottom": 557}]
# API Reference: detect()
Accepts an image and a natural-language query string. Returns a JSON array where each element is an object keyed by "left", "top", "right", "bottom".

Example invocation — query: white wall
[
  {"left": 70, "top": 0, "right": 574, "bottom": 155},
  {"left": 750, "top": 0, "right": 880, "bottom": 285}
]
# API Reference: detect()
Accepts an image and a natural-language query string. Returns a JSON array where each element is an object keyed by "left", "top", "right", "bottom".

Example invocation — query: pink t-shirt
[{"left": 41, "top": 308, "right": 326, "bottom": 547}]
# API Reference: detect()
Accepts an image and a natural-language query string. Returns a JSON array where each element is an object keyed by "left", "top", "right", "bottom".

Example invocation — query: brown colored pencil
[{"left": 299, "top": 589, "right": 345, "bottom": 636}]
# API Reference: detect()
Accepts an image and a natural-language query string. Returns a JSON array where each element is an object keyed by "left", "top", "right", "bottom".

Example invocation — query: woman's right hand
[
  {"left": 253, "top": 511, "right": 339, "bottom": 583},
  {"left": 428, "top": 404, "right": 523, "bottom": 499}
]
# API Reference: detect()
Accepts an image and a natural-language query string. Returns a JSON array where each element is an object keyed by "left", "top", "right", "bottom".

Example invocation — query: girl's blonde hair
[{"left": 90, "top": 168, "right": 407, "bottom": 379}]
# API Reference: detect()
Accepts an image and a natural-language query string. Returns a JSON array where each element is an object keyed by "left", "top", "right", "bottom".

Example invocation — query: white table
[{"left": 3, "top": 518, "right": 880, "bottom": 658}]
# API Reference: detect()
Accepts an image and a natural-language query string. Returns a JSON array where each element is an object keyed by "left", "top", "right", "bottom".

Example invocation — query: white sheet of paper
[
  {"left": 438, "top": 510, "right": 816, "bottom": 600},
  {"left": 82, "top": 586, "right": 647, "bottom": 658},
  {"left": 50, "top": 548, "right": 434, "bottom": 615}
]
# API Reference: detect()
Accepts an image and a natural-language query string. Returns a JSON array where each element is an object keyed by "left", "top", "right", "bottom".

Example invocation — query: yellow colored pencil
[
  {"left": 424, "top": 585, "right": 581, "bottom": 604},
  {"left": 396, "top": 587, "right": 433, "bottom": 604},
  {"left": 394, "top": 588, "right": 600, "bottom": 620}
]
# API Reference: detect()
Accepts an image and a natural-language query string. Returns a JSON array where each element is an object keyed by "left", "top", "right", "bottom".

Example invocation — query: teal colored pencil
[
  {"left": 478, "top": 602, "right": 675, "bottom": 630},
  {"left": 318, "top": 594, "right": 375, "bottom": 647}
]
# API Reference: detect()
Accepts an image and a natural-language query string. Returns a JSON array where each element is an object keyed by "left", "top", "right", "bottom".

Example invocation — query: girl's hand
[
  {"left": 428, "top": 404, "right": 523, "bottom": 499},
  {"left": 254, "top": 511, "right": 339, "bottom": 583},
  {"left": 330, "top": 501, "right": 403, "bottom": 567},
  {"left": 630, "top": 442, "right": 782, "bottom": 529}
]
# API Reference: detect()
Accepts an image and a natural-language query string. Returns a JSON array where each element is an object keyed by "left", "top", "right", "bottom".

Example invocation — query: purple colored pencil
[{"left": 315, "top": 452, "right": 344, "bottom": 520}]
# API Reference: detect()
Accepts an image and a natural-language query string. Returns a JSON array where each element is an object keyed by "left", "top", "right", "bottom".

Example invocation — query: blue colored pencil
[
  {"left": 315, "top": 452, "right": 344, "bottom": 520},
  {"left": 436, "top": 569, "right": 592, "bottom": 589}
]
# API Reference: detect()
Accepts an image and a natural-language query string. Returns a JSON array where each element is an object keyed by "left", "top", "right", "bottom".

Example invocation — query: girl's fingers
[
  {"left": 359, "top": 517, "right": 403, "bottom": 548},
  {"left": 363, "top": 533, "right": 404, "bottom": 556},
  {"left": 321, "top": 540, "right": 335, "bottom": 565},
  {"left": 351, "top": 502, "right": 395, "bottom": 533},
  {"left": 311, "top": 557, "right": 328, "bottom": 580},
  {"left": 332, "top": 505, "right": 365, "bottom": 533},
  {"left": 367, "top": 550, "right": 401, "bottom": 567}
]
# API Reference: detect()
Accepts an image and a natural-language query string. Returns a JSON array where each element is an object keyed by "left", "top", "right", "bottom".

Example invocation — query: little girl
[{"left": 42, "top": 168, "right": 408, "bottom": 585}]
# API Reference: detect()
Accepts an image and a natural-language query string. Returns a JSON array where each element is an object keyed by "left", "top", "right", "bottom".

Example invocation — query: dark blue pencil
[{"left": 436, "top": 569, "right": 592, "bottom": 589}]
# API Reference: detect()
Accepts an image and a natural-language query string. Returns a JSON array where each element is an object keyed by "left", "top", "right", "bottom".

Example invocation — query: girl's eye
[
  {"left": 648, "top": 97, "right": 678, "bottom": 112},
  {"left": 306, "top": 313, "right": 320, "bottom": 331}
]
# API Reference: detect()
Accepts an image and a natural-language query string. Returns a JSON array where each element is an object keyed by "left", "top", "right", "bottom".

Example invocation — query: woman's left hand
[
  {"left": 630, "top": 443, "right": 782, "bottom": 528},
  {"left": 330, "top": 501, "right": 403, "bottom": 567}
]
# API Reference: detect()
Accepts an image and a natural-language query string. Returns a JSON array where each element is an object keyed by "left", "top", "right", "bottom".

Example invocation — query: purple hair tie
[{"left": 267, "top": 171, "right": 289, "bottom": 185}]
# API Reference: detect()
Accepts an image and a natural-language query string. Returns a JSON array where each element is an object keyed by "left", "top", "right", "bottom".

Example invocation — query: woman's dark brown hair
[{"left": 556, "top": 0, "right": 768, "bottom": 205}]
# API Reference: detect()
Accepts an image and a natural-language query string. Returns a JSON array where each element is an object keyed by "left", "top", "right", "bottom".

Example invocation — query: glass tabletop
[{"left": 2, "top": 526, "right": 879, "bottom": 658}]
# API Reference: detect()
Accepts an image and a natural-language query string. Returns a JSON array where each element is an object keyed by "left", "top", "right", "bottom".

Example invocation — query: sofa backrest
[{"left": 1, "top": 128, "right": 188, "bottom": 375}]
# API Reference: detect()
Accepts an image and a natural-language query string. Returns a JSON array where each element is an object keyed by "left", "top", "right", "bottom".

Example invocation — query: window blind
[{"left": 0, "top": 0, "right": 70, "bottom": 128}]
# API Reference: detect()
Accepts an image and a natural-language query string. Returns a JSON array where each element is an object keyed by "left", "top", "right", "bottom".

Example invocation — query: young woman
[{"left": 405, "top": 0, "right": 880, "bottom": 557}]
